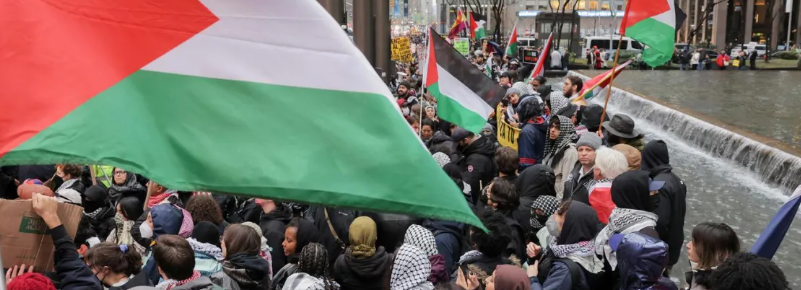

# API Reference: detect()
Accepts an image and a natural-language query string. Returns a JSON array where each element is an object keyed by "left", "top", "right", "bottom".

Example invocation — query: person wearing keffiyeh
[
  {"left": 152, "top": 235, "right": 223, "bottom": 290},
  {"left": 532, "top": 201, "right": 603, "bottom": 290},
  {"left": 542, "top": 115, "right": 579, "bottom": 200},
  {"left": 530, "top": 195, "right": 560, "bottom": 246},
  {"left": 403, "top": 225, "right": 449, "bottom": 286},
  {"left": 390, "top": 244, "right": 435, "bottom": 290}
]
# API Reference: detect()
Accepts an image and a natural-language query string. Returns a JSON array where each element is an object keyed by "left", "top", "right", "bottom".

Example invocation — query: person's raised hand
[
  {"left": 6, "top": 264, "right": 34, "bottom": 285},
  {"left": 32, "top": 193, "right": 60, "bottom": 228}
]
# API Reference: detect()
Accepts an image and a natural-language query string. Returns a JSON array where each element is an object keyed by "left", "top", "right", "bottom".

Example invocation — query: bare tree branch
[{"left": 688, "top": 0, "right": 728, "bottom": 41}]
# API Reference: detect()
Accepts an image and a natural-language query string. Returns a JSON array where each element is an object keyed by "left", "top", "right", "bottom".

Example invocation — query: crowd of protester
[{"left": 0, "top": 52, "right": 793, "bottom": 290}]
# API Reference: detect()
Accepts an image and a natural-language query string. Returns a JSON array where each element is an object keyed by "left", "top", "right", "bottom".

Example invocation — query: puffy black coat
[
  {"left": 306, "top": 207, "right": 356, "bottom": 266},
  {"left": 455, "top": 136, "right": 497, "bottom": 205},
  {"left": 258, "top": 204, "right": 293, "bottom": 272}
]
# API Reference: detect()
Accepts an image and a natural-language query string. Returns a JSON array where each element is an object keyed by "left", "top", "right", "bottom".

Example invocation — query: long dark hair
[
  {"left": 223, "top": 224, "right": 261, "bottom": 258},
  {"left": 118, "top": 197, "right": 144, "bottom": 221},
  {"left": 691, "top": 222, "right": 740, "bottom": 269},
  {"left": 85, "top": 242, "right": 142, "bottom": 276}
]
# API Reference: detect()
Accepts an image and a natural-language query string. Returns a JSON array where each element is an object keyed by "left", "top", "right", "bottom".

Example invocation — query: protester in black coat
[
  {"left": 306, "top": 206, "right": 356, "bottom": 267},
  {"left": 365, "top": 212, "right": 422, "bottom": 254},
  {"left": 256, "top": 200, "right": 293, "bottom": 272},
  {"left": 0, "top": 167, "right": 18, "bottom": 199},
  {"left": 641, "top": 140, "right": 687, "bottom": 272},
  {"left": 82, "top": 185, "right": 117, "bottom": 240},
  {"left": 453, "top": 128, "right": 497, "bottom": 204},
  {"left": 513, "top": 165, "right": 556, "bottom": 237}
]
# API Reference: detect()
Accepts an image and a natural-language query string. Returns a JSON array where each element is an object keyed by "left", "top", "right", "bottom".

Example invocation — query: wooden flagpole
[{"left": 597, "top": 33, "right": 625, "bottom": 133}]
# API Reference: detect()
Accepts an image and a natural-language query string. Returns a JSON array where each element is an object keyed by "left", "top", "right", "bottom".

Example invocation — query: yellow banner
[
  {"left": 391, "top": 37, "right": 414, "bottom": 63},
  {"left": 496, "top": 105, "right": 520, "bottom": 151}
]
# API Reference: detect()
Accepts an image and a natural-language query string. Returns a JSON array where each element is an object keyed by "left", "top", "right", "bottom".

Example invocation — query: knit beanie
[
  {"left": 8, "top": 273, "right": 56, "bottom": 290},
  {"left": 505, "top": 87, "right": 522, "bottom": 98},
  {"left": 192, "top": 221, "right": 221, "bottom": 247},
  {"left": 576, "top": 132, "right": 602, "bottom": 150},
  {"left": 399, "top": 81, "right": 411, "bottom": 90}
]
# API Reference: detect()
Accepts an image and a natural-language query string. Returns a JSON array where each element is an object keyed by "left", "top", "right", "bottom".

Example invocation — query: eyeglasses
[{"left": 113, "top": 171, "right": 126, "bottom": 175}]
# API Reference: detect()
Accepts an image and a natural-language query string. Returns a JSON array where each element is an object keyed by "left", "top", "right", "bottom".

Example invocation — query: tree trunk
[
  {"left": 567, "top": 0, "right": 580, "bottom": 58},
  {"left": 556, "top": 0, "right": 569, "bottom": 48}
]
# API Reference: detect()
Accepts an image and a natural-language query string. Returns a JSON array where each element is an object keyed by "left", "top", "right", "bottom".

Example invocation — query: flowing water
[{"left": 559, "top": 72, "right": 801, "bottom": 287}]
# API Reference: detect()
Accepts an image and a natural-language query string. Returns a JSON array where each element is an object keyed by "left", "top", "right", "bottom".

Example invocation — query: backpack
[
  {"left": 538, "top": 255, "right": 588, "bottom": 290},
  {"left": 433, "top": 228, "right": 470, "bottom": 265}
]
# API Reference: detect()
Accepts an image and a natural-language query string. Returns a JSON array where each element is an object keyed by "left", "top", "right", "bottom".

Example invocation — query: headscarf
[
  {"left": 640, "top": 140, "right": 670, "bottom": 170},
  {"left": 82, "top": 185, "right": 109, "bottom": 214},
  {"left": 542, "top": 115, "right": 578, "bottom": 167},
  {"left": 108, "top": 167, "right": 145, "bottom": 201},
  {"left": 348, "top": 216, "right": 378, "bottom": 258},
  {"left": 177, "top": 207, "right": 195, "bottom": 238},
  {"left": 515, "top": 165, "right": 556, "bottom": 201},
  {"left": 390, "top": 244, "right": 434, "bottom": 290},
  {"left": 403, "top": 225, "right": 438, "bottom": 257},
  {"left": 517, "top": 95, "right": 545, "bottom": 124},
  {"left": 550, "top": 94, "right": 570, "bottom": 116},
  {"left": 611, "top": 170, "right": 654, "bottom": 212},
  {"left": 530, "top": 195, "right": 560, "bottom": 230},
  {"left": 493, "top": 265, "right": 531, "bottom": 290},
  {"left": 512, "top": 81, "right": 534, "bottom": 96},
  {"left": 548, "top": 201, "right": 604, "bottom": 274},
  {"left": 431, "top": 152, "right": 451, "bottom": 168},
  {"left": 282, "top": 273, "right": 327, "bottom": 290},
  {"left": 288, "top": 218, "right": 321, "bottom": 264}
]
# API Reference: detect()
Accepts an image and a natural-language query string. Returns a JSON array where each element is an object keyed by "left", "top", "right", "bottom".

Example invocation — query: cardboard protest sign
[
  {"left": 391, "top": 37, "right": 414, "bottom": 63},
  {"left": 496, "top": 105, "right": 520, "bottom": 150},
  {"left": 0, "top": 199, "right": 82, "bottom": 272},
  {"left": 453, "top": 38, "right": 470, "bottom": 56}
]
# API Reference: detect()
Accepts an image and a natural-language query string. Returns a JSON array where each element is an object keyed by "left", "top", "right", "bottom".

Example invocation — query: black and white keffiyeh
[
  {"left": 404, "top": 225, "right": 438, "bottom": 257},
  {"left": 530, "top": 196, "right": 560, "bottom": 230},
  {"left": 390, "top": 244, "right": 434, "bottom": 290},
  {"left": 542, "top": 115, "right": 578, "bottom": 167},
  {"left": 549, "top": 94, "right": 569, "bottom": 117},
  {"left": 548, "top": 240, "right": 604, "bottom": 274},
  {"left": 595, "top": 208, "right": 658, "bottom": 269}
]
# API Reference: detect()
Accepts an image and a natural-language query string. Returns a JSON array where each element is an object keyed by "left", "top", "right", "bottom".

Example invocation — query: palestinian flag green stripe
[{"left": 427, "top": 82, "right": 488, "bottom": 133}]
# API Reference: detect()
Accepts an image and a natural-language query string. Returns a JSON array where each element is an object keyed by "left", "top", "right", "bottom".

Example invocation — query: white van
[{"left": 581, "top": 35, "right": 643, "bottom": 56}]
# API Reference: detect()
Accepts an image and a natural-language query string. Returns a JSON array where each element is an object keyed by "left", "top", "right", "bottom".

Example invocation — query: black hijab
[
  {"left": 515, "top": 165, "right": 556, "bottom": 202},
  {"left": 82, "top": 185, "right": 109, "bottom": 213},
  {"left": 118, "top": 196, "right": 144, "bottom": 221},
  {"left": 288, "top": 218, "right": 321, "bottom": 263},
  {"left": 641, "top": 140, "right": 670, "bottom": 170},
  {"left": 611, "top": 170, "right": 654, "bottom": 211},
  {"left": 558, "top": 201, "right": 600, "bottom": 245},
  {"left": 193, "top": 221, "right": 221, "bottom": 247}
]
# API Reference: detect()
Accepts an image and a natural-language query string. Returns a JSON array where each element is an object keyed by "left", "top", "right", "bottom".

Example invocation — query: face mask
[
  {"left": 651, "top": 193, "right": 661, "bottom": 209},
  {"left": 546, "top": 215, "right": 560, "bottom": 237},
  {"left": 114, "top": 212, "right": 125, "bottom": 226},
  {"left": 96, "top": 270, "right": 110, "bottom": 287},
  {"left": 140, "top": 222, "right": 153, "bottom": 239}
]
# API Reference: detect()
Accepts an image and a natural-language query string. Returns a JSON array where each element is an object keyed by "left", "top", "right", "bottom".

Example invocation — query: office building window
[
  {"left": 578, "top": 1, "right": 586, "bottom": 10},
  {"left": 601, "top": 2, "right": 610, "bottom": 10},
  {"left": 588, "top": 0, "right": 599, "bottom": 10},
  {"left": 617, "top": 5, "right": 623, "bottom": 10}
]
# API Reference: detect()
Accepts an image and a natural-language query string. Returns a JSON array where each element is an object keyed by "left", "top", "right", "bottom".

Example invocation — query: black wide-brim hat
[{"left": 602, "top": 114, "right": 640, "bottom": 139}]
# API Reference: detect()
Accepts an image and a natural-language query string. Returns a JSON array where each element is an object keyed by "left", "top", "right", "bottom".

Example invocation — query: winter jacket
[
  {"left": 519, "top": 120, "right": 548, "bottom": 171},
  {"left": 513, "top": 165, "right": 556, "bottom": 237},
  {"left": 684, "top": 270, "right": 713, "bottom": 290},
  {"left": 455, "top": 136, "right": 497, "bottom": 204},
  {"left": 423, "top": 220, "right": 465, "bottom": 271},
  {"left": 530, "top": 261, "right": 590, "bottom": 290},
  {"left": 551, "top": 144, "right": 578, "bottom": 199},
  {"left": 0, "top": 168, "right": 18, "bottom": 200},
  {"left": 271, "top": 263, "right": 298, "bottom": 290},
  {"left": 188, "top": 238, "right": 224, "bottom": 277},
  {"left": 563, "top": 163, "right": 594, "bottom": 202},
  {"left": 258, "top": 204, "right": 292, "bottom": 272},
  {"left": 333, "top": 247, "right": 394, "bottom": 290},
  {"left": 617, "top": 232, "right": 678, "bottom": 290},
  {"left": 84, "top": 206, "right": 116, "bottom": 241},
  {"left": 51, "top": 225, "right": 103, "bottom": 290},
  {"left": 587, "top": 181, "right": 614, "bottom": 224},
  {"left": 641, "top": 140, "right": 687, "bottom": 267},
  {"left": 108, "top": 173, "right": 147, "bottom": 202},
  {"left": 169, "top": 277, "right": 224, "bottom": 290},
  {"left": 306, "top": 207, "right": 356, "bottom": 267},
  {"left": 210, "top": 259, "right": 271, "bottom": 290},
  {"left": 716, "top": 54, "right": 730, "bottom": 67},
  {"left": 55, "top": 178, "right": 85, "bottom": 205}
]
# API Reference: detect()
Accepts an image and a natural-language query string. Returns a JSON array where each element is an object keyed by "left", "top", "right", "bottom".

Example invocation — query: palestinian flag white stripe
[{"left": 436, "top": 64, "right": 494, "bottom": 120}]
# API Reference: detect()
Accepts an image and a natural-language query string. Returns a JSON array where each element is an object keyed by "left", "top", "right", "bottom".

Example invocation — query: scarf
[
  {"left": 457, "top": 250, "right": 483, "bottom": 265},
  {"left": 224, "top": 253, "right": 271, "bottom": 287},
  {"left": 542, "top": 115, "right": 577, "bottom": 167},
  {"left": 548, "top": 240, "right": 604, "bottom": 273},
  {"left": 187, "top": 238, "right": 223, "bottom": 261},
  {"left": 403, "top": 225, "right": 438, "bottom": 257},
  {"left": 431, "top": 152, "right": 451, "bottom": 168},
  {"left": 595, "top": 208, "right": 658, "bottom": 269},
  {"left": 147, "top": 191, "right": 177, "bottom": 208},
  {"left": 349, "top": 216, "right": 378, "bottom": 259},
  {"left": 530, "top": 195, "right": 560, "bottom": 230},
  {"left": 113, "top": 212, "right": 134, "bottom": 245},
  {"left": 282, "top": 272, "right": 333, "bottom": 290},
  {"left": 157, "top": 270, "right": 201, "bottom": 290},
  {"left": 390, "top": 244, "right": 434, "bottom": 290},
  {"left": 428, "top": 254, "right": 448, "bottom": 284},
  {"left": 584, "top": 178, "right": 613, "bottom": 193}
]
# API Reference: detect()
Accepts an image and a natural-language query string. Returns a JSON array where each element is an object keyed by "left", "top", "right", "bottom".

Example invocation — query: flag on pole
[
  {"left": 449, "top": 9, "right": 466, "bottom": 39},
  {"left": 620, "top": 0, "right": 687, "bottom": 67},
  {"left": 528, "top": 33, "right": 553, "bottom": 80},
  {"left": 573, "top": 60, "right": 632, "bottom": 102},
  {"left": 751, "top": 186, "right": 801, "bottom": 259},
  {"left": 470, "top": 12, "right": 486, "bottom": 40},
  {"left": 425, "top": 28, "right": 505, "bottom": 133},
  {"left": 0, "top": 0, "right": 481, "bottom": 227},
  {"left": 505, "top": 23, "right": 519, "bottom": 57}
]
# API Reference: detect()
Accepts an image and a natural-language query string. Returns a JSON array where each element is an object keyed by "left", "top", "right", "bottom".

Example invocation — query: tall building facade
[{"left": 677, "top": 0, "right": 800, "bottom": 50}]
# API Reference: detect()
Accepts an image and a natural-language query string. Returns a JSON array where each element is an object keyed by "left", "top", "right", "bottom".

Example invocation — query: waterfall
[{"left": 570, "top": 71, "right": 801, "bottom": 195}]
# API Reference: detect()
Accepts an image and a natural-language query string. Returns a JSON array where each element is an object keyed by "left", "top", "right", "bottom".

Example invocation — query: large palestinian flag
[
  {"left": 574, "top": 60, "right": 632, "bottom": 102},
  {"left": 0, "top": 0, "right": 480, "bottom": 227},
  {"left": 425, "top": 28, "right": 505, "bottom": 133},
  {"left": 620, "top": 0, "right": 686, "bottom": 67}
]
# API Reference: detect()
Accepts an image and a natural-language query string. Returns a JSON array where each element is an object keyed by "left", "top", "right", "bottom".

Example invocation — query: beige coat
[{"left": 553, "top": 144, "right": 578, "bottom": 200}]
